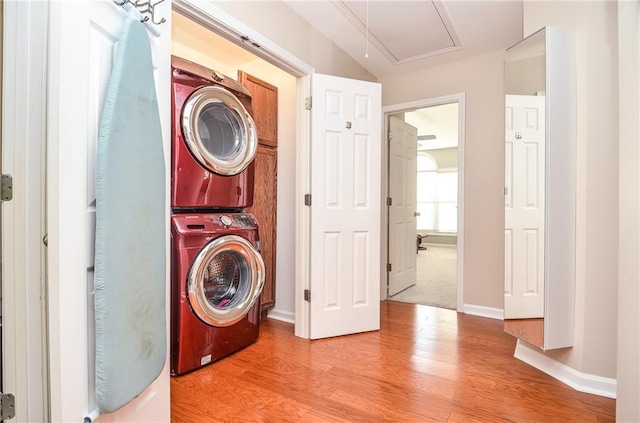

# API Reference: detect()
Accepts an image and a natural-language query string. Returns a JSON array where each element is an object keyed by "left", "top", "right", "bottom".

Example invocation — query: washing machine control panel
[
  {"left": 219, "top": 215, "right": 233, "bottom": 228},
  {"left": 214, "top": 214, "right": 256, "bottom": 229},
  {"left": 234, "top": 214, "right": 256, "bottom": 228}
]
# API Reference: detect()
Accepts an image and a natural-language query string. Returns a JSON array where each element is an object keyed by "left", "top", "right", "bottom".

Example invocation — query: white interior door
[
  {"left": 46, "top": 0, "right": 171, "bottom": 420},
  {"left": 387, "top": 116, "right": 418, "bottom": 296},
  {"left": 504, "top": 94, "right": 545, "bottom": 319},
  {"left": 309, "top": 73, "right": 381, "bottom": 340}
]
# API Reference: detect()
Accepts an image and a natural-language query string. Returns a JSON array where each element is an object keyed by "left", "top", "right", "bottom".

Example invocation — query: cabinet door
[
  {"left": 247, "top": 146, "right": 277, "bottom": 311},
  {"left": 238, "top": 71, "right": 278, "bottom": 147}
]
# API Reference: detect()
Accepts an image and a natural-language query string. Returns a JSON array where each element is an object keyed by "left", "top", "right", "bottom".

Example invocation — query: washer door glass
[
  {"left": 188, "top": 235, "right": 265, "bottom": 327},
  {"left": 182, "top": 86, "right": 258, "bottom": 175}
]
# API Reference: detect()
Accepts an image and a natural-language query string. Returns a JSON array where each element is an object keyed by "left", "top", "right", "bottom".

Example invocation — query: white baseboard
[
  {"left": 266, "top": 308, "right": 295, "bottom": 324},
  {"left": 514, "top": 340, "right": 617, "bottom": 399},
  {"left": 463, "top": 303, "right": 504, "bottom": 320}
]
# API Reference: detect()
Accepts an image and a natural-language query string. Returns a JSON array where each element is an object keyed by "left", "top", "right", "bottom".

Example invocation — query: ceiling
[
  {"left": 403, "top": 103, "right": 459, "bottom": 151},
  {"left": 283, "top": 0, "right": 524, "bottom": 78}
]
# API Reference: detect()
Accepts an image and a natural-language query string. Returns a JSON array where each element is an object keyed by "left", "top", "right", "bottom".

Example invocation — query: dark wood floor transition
[{"left": 171, "top": 301, "right": 615, "bottom": 422}]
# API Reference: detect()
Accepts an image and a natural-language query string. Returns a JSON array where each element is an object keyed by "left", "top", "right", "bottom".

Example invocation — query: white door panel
[
  {"left": 504, "top": 95, "right": 545, "bottom": 319},
  {"left": 46, "top": 0, "right": 171, "bottom": 420},
  {"left": 309, "top": 73, "right": 381, "bottom": 340},
  {"left": 388, "top": 117, "right": 418, "bottom": 296}
]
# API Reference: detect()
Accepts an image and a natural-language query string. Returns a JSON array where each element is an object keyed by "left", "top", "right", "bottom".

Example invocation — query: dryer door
[
  {"left": 182, "top": 86, "right": 258, "bottom": 175},
  {"left": 188, "top": 234, "right": 265, "bottom": 327}
]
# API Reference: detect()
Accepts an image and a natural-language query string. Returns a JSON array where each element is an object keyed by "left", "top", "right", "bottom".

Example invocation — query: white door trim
[
  {"left": 294, "top": 75, "right": 312, "bottom": 338},
  {"left": 1, "top": 0, "right": 49, "bottom": 420},
  {"left": 382, "top": 93, "right": 466, "bottom": 312},
  {"left": 171, "top": 0, "right": 315, "bottom": 338}
]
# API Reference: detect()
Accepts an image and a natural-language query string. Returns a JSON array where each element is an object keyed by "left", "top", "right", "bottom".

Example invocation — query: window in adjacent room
[{"left": 416, "top": 152, "right": 457, "bottom": 233}]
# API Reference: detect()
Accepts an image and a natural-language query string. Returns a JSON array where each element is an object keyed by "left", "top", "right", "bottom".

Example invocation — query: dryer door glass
[
  {"left": 203, "top": 250, "right": 250, "bottom": 309},
  {"left": 198, "top": 103, "right": 243, "bottom": 161},
  {"left": 182, "top": 86, "right": 258, "bottom": 176},
  {"left": 188, "top": 235, "right": 265, "bottom": 327}
]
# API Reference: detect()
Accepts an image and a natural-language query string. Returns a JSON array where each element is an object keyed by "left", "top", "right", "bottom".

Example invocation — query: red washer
[
  {"left": 171, "top": 213, "right": 265, "bottom": 376},
  {"left": 171, "top": 56, "right": 257, "bottom": 211}
]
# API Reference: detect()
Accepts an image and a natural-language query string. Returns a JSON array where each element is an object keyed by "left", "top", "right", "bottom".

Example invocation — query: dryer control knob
[{"left": 220, "top": 215, "right": 233, "bottom": 228}]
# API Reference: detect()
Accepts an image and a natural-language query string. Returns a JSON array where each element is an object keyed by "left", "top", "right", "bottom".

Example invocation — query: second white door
[
  {"left": 504, "top": 94, "right": 546, "bottom": 319},
  {"left": 309, "top": 73, "right": 382, "bottom": 340},
  {"left": 387, "top": 116, "right": 418, "bottom": 296}
]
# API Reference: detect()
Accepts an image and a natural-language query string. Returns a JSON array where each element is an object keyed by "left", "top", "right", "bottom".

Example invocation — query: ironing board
[{"left": 94, "top": 15, "right": 166, "bottom": 414}]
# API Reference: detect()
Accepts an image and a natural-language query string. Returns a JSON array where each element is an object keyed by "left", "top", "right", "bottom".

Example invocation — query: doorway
[
  {"left": 170, "top": 9, "right": 299, "bottom": 322},
  {"left": 383, "top": 95, "right": 465, "bottom": 312}
]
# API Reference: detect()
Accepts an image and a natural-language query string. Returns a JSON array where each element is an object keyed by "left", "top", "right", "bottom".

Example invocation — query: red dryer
[
  {"left": 171, "top": 212, "right": 265, "bottom": 376},
  {"left": 171, "top": 56, "right": 258, "bottom": 211}
]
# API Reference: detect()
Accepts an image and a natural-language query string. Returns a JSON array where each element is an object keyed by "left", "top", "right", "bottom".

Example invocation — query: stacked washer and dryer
[{"left": 170, "top": 56, "right": 265, "bottom": 376}]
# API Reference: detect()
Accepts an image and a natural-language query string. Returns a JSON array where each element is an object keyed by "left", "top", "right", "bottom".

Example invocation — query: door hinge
[
  {"left": 386, "top": 197, "right": 392, "bottom": 206},
  {"left": 304, "top": 289, "right": 311, "bottom": 302},
  {"left": 305, "top": 97, "right": 312, "bottom": 110},
  {"left": 304, "top": 193, "right": 312, "bottom": 206},
  {"left": 387, "top": 263, "right": 392, "bottom": 272},
  {"left": 504, "top": 186, "right": 509, "bottom": 195},
  {"left": 0, "top": 393, "right": 16, "bottom": 421},
  {"left": 1, "top": 174, "right": 13, "bottom": 202},
  {"left": 387, "top": 130, "right": 393, "bottom": 141}
]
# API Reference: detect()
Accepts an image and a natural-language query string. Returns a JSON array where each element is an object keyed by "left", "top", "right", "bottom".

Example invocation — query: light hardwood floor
[{"left": 171, "top": 301, "right": 615, "bottom": 422}]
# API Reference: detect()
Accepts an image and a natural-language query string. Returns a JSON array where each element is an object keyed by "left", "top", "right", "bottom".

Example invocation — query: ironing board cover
[{"left": 94, "top": 16, "right": 166, "bottom": 413}]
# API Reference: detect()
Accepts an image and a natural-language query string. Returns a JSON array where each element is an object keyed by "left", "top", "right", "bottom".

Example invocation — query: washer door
[
  {"left": 181, "top": 86, "right": 258, "bottom": 175},
  {"left": 188, "top": 235, "right": 265, "bottom": 327}
]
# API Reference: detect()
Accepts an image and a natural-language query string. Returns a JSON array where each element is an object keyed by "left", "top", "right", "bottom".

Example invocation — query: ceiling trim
[
  {"left": 382, "top": 92, "right": 464, "bottom": 114},
  {"left": 331, "top": 0, "right": 462, "bottom": 65}
]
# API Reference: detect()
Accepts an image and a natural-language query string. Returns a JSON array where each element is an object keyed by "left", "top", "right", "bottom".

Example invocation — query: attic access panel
[{"left": 334, "top": 0, "right": 460, "bottom": 64}]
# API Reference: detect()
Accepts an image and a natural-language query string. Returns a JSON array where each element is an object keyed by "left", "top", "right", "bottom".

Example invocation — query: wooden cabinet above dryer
[{"left": 239, "top": 71, "right": 278, "bottom": 147}]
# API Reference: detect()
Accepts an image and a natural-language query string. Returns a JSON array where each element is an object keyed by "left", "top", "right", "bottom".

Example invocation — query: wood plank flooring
[{"left": 171, "top": 301, "right": 615, "bottom": 422}]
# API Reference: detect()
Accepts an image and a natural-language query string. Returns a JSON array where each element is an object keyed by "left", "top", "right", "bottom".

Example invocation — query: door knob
[{"left": 414, "top": 212, "right": 421, "bottom": 217}]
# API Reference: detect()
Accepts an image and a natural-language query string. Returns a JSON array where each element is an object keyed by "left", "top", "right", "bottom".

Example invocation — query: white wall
[
  {"left": 379, "top": 49, "right": 507, "bottom": 309},
  {"left": 617, "top": 1, "right": 640, "bottom": 420},
  {"left": 212, "top": 0, "right": 376, "bottom": 82},
  {"left": 505, "top": 55, "right": 545, "bottom": 95}
]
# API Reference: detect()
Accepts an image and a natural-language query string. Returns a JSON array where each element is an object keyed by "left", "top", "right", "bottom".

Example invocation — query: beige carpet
[{"left": 388, "top": 244, "right": 457, "bottom": 310}]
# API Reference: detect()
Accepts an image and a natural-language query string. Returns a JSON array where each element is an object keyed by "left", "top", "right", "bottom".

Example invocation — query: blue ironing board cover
[{"left": 94, "top": 16, "right": 166, "bottom": 413}]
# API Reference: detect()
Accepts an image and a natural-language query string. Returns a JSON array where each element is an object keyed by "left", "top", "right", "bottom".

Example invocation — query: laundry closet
[{"left": 171, "top": 11, "right": 298, "bottom": 323}]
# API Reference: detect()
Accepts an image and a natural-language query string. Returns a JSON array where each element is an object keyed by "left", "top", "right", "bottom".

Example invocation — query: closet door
[{"left": 249, "top": 146, "right": 278, "bottom": 311}]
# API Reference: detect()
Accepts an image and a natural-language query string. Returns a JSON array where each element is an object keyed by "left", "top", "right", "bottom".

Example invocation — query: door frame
[
  {"left": 382, "top": 93, "right": 466, "bottom": 312},
  {"left": 1, "top": 0, "right": 50, "bottom": 419}
]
